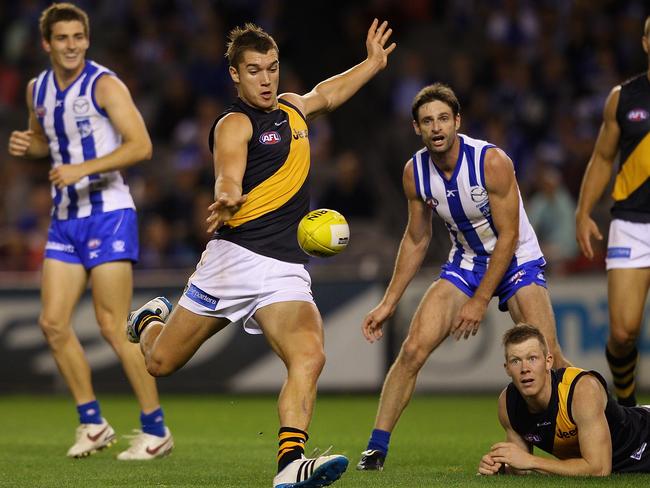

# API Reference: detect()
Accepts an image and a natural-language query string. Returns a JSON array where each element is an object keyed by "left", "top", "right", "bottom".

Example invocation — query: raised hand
[{"left": 366, "top": 19, "right": 397, "bottom": 70}]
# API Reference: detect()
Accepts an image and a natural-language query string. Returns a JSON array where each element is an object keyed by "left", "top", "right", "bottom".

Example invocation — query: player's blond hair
[
  {"left": 502, "top": 323, "right": 549, "bottom": 358},
  {"left": 39, "top": 3, "right": 89, "bottom": 41}
]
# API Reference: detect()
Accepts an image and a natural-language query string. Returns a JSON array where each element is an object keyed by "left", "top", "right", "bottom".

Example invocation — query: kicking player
[
  {"left": 126, "top": 19, "right": 395, "bottom": 487},
  {"left": 8, "top": 3, "right": 172, "bottom": 459}
]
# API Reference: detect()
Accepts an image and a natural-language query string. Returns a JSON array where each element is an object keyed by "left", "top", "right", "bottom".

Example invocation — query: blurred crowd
[{"left": 1, "top": 0, "right": 647, "bottom": 278}]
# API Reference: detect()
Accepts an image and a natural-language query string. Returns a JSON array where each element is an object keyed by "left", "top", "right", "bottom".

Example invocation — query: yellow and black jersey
[
  {"left": 208, "top": 97, "right": 311, "bottom": 263},
  {"left": 506, "top": 367, "right": 650, "bottom": 473},
  {"left": 613, "top": 73, "right": 650, "bottom": 222}
]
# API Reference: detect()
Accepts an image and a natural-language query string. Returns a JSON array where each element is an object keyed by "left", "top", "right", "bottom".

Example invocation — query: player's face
[
  {"left": 42, "top": 21, "right": 89, "bottom": 74},
  {"left": 230, "top": 49, "right": 279, "bottom": 111},
  {"left": 504, "top": 338, "right": 553, "bottom": 398},
  {"left": 413, "top": 101, "right": 461, "bottom": 155}
]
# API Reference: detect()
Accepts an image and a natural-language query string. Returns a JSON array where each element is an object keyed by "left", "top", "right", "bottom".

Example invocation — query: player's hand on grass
[
  {"left": 451, "top": 296, "right": 488, "bottom": 340},
  {"left": 575, "top": 213, "right": 602, "bottom": 260},
  {"left": 477, "top": 453, "right": 503, "bottom": 475},
  {"left": 489, "top": 442, "right": 532, "bottom": 471},
  {"left": 206, "top": 193, "right": 248, "bottom": 233},
  {"left": 362, "top": 302, "right": 394, "bottom": 343}
]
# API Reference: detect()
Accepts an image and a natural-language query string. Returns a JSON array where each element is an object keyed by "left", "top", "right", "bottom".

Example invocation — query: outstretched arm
[
  {"left": 282, "top": 19, "right": 396, "bottom": 120},
  {"left": 575, "top": 86, "right": 620, "bottom": 259},
  {"left": 489, "top": 376, "right": 612, "bottom": 476},
  {"left": 48, "top": 75, "right": 152, "bottom": 189},
  {"left": 362, "top": 160, "right": 432, "bottom": 343},
  {"left": 451, "top": 148, "right": 519, "bottom": 340}
]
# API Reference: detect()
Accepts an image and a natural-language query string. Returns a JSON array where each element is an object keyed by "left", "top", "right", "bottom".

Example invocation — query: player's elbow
[
  {"left": 139, "top": 138, "right": 153, "bottom": 161},
  {"left": 589, "top": 461, "right": 611, "bottom": 477}
]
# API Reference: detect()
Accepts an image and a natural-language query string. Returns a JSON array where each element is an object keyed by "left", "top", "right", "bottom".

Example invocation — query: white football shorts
[
  {"left": 178, "top": 239, "right": 314, "bottom": 334},
  {"left": 606, "top": 219, "right": 650, "bottom": 270}
]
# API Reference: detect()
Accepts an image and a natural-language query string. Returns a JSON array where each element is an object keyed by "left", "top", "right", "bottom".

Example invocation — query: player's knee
[
  {"left": 398, "top": 340, "right": 429, "bottom": 372},
  {"left": 38, "top": 314, "right": 71, "bottom": 350},
  {"left": 288, "top": 348, "right": 325, "bottom": 381},
  {"left": 609, "top": 327, "right": 639, "bottom": 349},
  {"left": 145, "top": 352, "right": 178, "bottom": 377},
  {"left": 97, "top": 319, "right": 124, "bottom": 350}
]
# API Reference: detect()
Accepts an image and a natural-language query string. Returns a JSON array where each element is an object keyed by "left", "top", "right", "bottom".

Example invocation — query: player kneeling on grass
[{"left": 479, "top": 324, "right": 650, "bottom": 476}]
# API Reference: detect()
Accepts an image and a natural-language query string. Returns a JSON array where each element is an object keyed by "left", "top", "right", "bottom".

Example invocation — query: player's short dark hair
[
  {"left": 40, "top": 3, "right": 89, "bottom": 41},
  {"left": 411, "top": 83, "right": 461, "bottom": 122},
  {"left": 225, "top": 23, "right": 279, "bottom": 68},
  {"left": 502, "top": 323, "right": 549, "bottom": 357}
]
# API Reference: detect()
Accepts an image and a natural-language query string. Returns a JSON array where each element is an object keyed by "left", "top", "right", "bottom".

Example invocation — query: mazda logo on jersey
[
  {"left": 470, "top": 186, "right": 488, "bottom": 203},
  {"left": 259, "top": 131, "right": 281, "bottom": 144},
  {"left": 73, "top": 98, "right": 90, "bottom": 114}
]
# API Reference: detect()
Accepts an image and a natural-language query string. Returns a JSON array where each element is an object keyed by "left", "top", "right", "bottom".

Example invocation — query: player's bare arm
[
  {"left": 491, "top": 376, "right": 612, "bottom": 476},
  {"left": 451, "top": 148, "right": 519, "bottom": 340},
  {"left": 575, "top": 86, "right": 621, "bottom": 259},
  {"left": 206, "top": 112, "right": 251, "bottom": 233},
  {"left": 362, "top": 160, "right": 432, "bottom": 343},
  {"left": 479, "top": 389, "right": 532, "bottom": 475},
  {"left": 8, "top": 79, "right": 50, "bottom": 159},
  {"left": 282, "top": 19, "right": 396, "bottom": 120},
  {"left": 48, "top": 75, "right": 152, "bottom": 189}
]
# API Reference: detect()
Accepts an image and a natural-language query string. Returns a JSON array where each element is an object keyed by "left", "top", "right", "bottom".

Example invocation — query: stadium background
[{"left": 0, "top": 0, "right": 649, "bottom": 395}]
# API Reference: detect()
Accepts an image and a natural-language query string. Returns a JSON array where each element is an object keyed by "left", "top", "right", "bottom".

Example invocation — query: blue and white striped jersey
[
  {"left": 412, "top": 133, "right": 542, "bottom": 271},
  {"left": 32, "top": 60, "right": 135, "bottom": 220}
]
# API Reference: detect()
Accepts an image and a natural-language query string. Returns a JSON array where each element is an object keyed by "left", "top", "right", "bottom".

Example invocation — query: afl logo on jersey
[
  {"left": 627, "top": 109, "right": 649, "bottom": 122},
  {"left": 259, "top": 131, "right": 281, "bottom": 145},
  {"left": 425, "top": 197, "right": 439, "bottom": 209},
  {"left": 35, "top": 105, "right": 47, "bottom": 117},
  {"left": 73, "top": 98, "right": 90, "bottom": 114}
]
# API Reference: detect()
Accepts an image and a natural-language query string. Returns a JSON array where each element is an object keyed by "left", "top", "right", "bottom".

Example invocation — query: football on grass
[{"left": 297, "top": 209, "right": 350, "bottom": 258}]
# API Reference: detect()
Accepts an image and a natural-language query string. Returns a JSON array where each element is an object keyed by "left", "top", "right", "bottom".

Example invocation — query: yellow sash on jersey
[
  {"left": 612, "top": 132, "right": 650, "bottom": 201},
  {"left": 227, "top": 102, "right": 310, "bottom": 227},
  {"left": 553, "top": 367, "right": 584, "bottom": 460}
]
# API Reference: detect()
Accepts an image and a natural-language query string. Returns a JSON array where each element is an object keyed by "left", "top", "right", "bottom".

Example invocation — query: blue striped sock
[
  {"left": 77, "top": 400, "right": 102, "bottom": 424},
  {"left": 367, "top": 428, "right": 391, "bottom": 454},
  {"left": 141, "top": 407, "right": 166, "bottom": 437}
]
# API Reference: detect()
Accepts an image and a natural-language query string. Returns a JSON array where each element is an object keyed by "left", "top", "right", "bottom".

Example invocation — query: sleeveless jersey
[
  {"left": 613, "top": 73, "right": 650, "bottom": 223},
  {"left": 208, "top": 98, "right": 310, "bottom": 264},
  {"left": 412, "top": 134, "right": 542, "bottom": 271},
  {"left": 506, "top": 367, "right": 650, "bottom": 473},
  {"left": 32, "top": 60, "right": 135, "bottom": 220}
]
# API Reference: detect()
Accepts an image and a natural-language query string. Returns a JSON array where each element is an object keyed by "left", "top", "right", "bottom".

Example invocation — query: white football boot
[
  {"left": 116, "top": 427, "right": 174, "bottom": 460},
  {"left": 66, "top": 418, "right": 117, "bottom": 458},
  {"left": 126, "top": 296, "right": 173, "bottom": 343},
  {"left": 273, "top": 454, "right": 349, "bottom": 487}
]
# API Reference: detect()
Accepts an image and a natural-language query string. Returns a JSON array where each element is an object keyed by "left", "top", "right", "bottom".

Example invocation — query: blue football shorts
[
  {"left": 440, "top": 257, "right": 548, "bottom": 312},
  {"left": 44, "top": 208, "right": 139, "bottom": 269}
]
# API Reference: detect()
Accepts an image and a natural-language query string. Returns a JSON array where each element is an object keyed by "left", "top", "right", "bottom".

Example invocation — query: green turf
[{"left": 0, "top": 394, "right": 647, "bottom": 487}]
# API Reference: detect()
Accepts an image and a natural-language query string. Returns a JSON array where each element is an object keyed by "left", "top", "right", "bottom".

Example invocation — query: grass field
[{"left": 0, "top": 394, "right": 647, "bottom": 487}]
